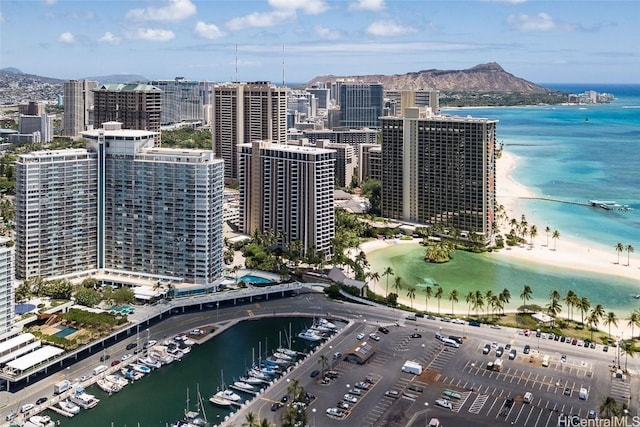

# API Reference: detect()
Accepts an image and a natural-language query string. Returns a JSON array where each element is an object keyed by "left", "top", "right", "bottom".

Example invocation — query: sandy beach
[{"left": 356, "top": 151, "right": 639, "bottom": 338}]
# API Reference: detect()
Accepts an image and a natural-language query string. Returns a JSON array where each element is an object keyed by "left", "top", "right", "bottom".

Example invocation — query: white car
[
  {"left": 343, "top": 394, "right": 358, "bottom": 403},
  {"left": 144, "top": 340, "right": 157, "bottom": 349},
  {"left": 451, "top": 318, "right": 465, "bottom": 324},
  {"left": 356, "top": 333, "right": 365, "bottom": 340},
  {"left": 121, "top": 353, "right": 133, "bottom": 361},
  {"left": 326, "top": 408, "right": 345, "bottom": 418},
  {"left": 435, "top": 398, "right": 453, "bottom": 410},
  {"left": 369, "top": 333, "right": 381, "bottom": 341}
]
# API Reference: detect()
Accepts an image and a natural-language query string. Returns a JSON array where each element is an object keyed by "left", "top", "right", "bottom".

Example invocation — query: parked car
[
  {"left": 406, "top": 315, "right": 417, "bottom": 321},
  {"left": 408, "top": 384, "right": 424, "bottom": 392},
  {"left": 496, "top": 346, "right": 504, "bottom": 357},
  {"left": 354, "top": 381, "right": 370, "bottom": 390},
  {"left": 356, "top": 333, "right": 365, "bottom": 340},
  {"left": 378, "top": 326, "right": 390, "bottom": 334},
  {"left": 111, "top": 360, "right": 121, "bottom": 366},
  {"left": 469, "top": 320, "right": 481, "bottom": 327},
  {"left": 310, "top": 370, "right": 320, "bottom": 378},
  {"left": 336, "top": 401, "right": 349, "bottom": 410},
  {"left": 564, "top": 387, "right": 572, "bottom": 396},
  {"left": 442, "top": 390, "right": 461, "bottom": 399},
  {"left": 603, "top": 345, "right": 609, "bottom": 352},
  {"left": 434, "top": 398, "right": 453, "bottom": 410},
  {"left": 35, "top": 397, "right": 48, "bottom": 405},
  {"left": 410, "top": 333, "right": 422, "bottom": 338},
  {"left": 385, "top": 390, "right": 400, "bottom": 398},
  {"left": 561, "top": 354, "right": 567, "bottom": 363},
  {"left": 126, "top": 343, "right": 137, "bottom": 350},
  {"left": 326, "top": 408, "right": 345, "bottom": 417},
  {"left": 343, "top": 394, "right": 357, "bottom": 403},
  {"left": 121, "top": 353, "right": 133, "bottom": 361},
  {"left": 523, "top": 345, "right": 531, "bottom": 354},
  {"left": 348, "top": 388, "right": 362, "bottom": 396},
  {"left": 508, "top": 349, "right": 517, "bottom": 360},
  {"left": 369, "top": 333, "right": 381, "bottom": 341},
  {"left": 415, "top": 312, "right": 425, "bottom": 318},
  {"left": 427, "top": 315, "right": 437, "bottom": 320},
  {"left": 483, "top": 344, "right": 491, "bottom": 354}
]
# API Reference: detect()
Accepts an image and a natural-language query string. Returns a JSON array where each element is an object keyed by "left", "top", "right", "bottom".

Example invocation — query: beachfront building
[
  {"left": 384, "top": 89, "right": 440, "bottom": 116},
  {"left": 15, "top": 122, "right": 225, "bottom": 286},
  {"left": 0, "top": 237, "right": 14, "bottom": 335},
  {"left": 63, "top": 79, "right": 98, "bottom": 138},
  {"left": 211, "top": 82, "right": 288, "bottom": 183},
  {"left": 93, "top": 83, "right": 162, "bottom": 143},
  {"left": 380, "top": 106, "right": 497, "bottom": 239},
  {"left": 239, "top": 140, "right": 335, "bottom": 258}
]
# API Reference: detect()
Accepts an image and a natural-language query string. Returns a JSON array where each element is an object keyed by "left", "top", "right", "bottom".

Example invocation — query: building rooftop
[{"left": 95, "top": 83, "right": 161, "bottom": 92}]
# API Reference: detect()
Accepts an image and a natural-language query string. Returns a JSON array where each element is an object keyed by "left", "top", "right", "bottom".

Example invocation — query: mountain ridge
[{"left": 308, "top": 62, "right": 553, "bottom": 93}]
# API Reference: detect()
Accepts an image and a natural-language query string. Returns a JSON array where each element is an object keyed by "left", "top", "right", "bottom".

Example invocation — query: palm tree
[
  {"left": 367, "top": 271, "right": 380, "bottom": 292},
  {"left": 381, "top": 267, "right": 394, "bottom": 298},
  {"left": 615, "top": 242, "right": 624, "bottom": 264},
  {"left": 628, "top": 310, "right": 640, "bottom": 339},
  {"left": 578, "top": 297, "right": 591, "bottom": 326},
  {"left": 603, "top": 311, "right": 619, "bottom": 339},
  {"left": 552, "top": 230, "right": 560, "bottom": 251},
  {"left": 520, "top": 285, "right": 533, "bottom": 313},
  {"left": 499, "top": 288, "right": 511, "bottom": 316},
  {"left": 626, "top": 244, "right": 634, "bottom": 266},
  {"left": 545, "top": 226, "right": 551, "bottom": 247},
  {"left": 407, "top": 287, "right": 417, "bottom": 309},
  {"left": 318, "top": 354, "right": 329, "bottom": 378},
  {"left": 286, "top": 378, "right": 303, "bottom": 403},
  {"left": 465, "top": 291, "right": 475, "bottom": 319},
  {"left": 448, "top": 289, "right": 459, "bottom": 315},
  {"left": 258, "top": 419, "right": 274, "bottom": 427},
  {"left": 546, "top": 298, "right": 562, "bottom": 326},
  {"left": 243, "top": 412, "right": 258, "bottom": 427},
  {"left": 564, "top": 290, "right": 576, "bottom": 321},
  {"left": 484, "top": 290, "right": 494, "bottom": 315},
  {"left": 435, "top": 286, "right": 444, "bottom": 315},
  {"left": 472, "top": 290, "right": 484, "bottom": 317},
  {"left": 392, "top": 276, "right": 402, "bottom": 294},
  {"left": 599, "top": 396, "right": 619, "bottom": 419},
  {"left": 620, "top": 340, "right": 638, "bottom": 372},
  {"left": 529, "top": 225, "right": 537, "bottom": 246},
  {"left": 425, "top": 286, "right": 433, "bottom": 313},
  {"left": 588, "top": 304, "right": 606, "bottom": 340}
]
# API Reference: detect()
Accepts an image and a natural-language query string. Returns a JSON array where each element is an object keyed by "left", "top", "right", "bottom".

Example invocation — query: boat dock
[
  {"left": 520, "top": 197, "right": 632, "bottom": 211},
  {"left": 48, "top": 405, "right": 76, "bottom": 418}
]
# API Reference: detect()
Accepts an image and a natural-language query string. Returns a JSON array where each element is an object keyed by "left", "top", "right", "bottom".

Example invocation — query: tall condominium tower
[
  {"left": 381, "top": 107, "right": 497, "bottom": 238},
  {"left": 338, "top": 81, "right": 384, "bottom": 129},
  {"left": 63, "top": 79, "right": 98, "bottom": 138},
  {"left": 212, "top": 82, "right": 288, "bottom": 183},
  {"left": 150, "top": 77, "right": 207, "bottom": 125},
  {"left": 384, "top": 89, "right": 440, "bottom": 116},
  {"left": 15, "top": 122, "right": 224, "bottom": 286},
  {"left": 15, "top": 149, "right": 98, "bottom": 279},
  {"left": 239, "top": 140, "right": 335, "bottom": 257},
  {"left": 0, "top": 237, "right": 14, "bottom": 335},
  {"left": 93, "top": 84, "right": 162, "bottom": 141}
]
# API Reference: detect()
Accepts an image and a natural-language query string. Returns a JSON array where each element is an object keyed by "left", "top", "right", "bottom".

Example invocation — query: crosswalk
[{"left": 610, "top": 378, "right": 630, "bottom": 401}]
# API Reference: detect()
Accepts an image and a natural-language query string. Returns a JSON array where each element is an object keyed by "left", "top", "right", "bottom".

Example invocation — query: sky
[{"left": 0, "top": 0, "right": 638, "bottom": 84}]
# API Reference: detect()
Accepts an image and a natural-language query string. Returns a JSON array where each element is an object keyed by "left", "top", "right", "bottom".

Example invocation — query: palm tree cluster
[
  {"left": 465, "top": 288, "right": 511, "bottom": 318},
  {"left": 615, "top": 242, "right": 635, "bottom": 266},
  {"left": 240, "top": 412, "right": 274, "bottom": 427}
]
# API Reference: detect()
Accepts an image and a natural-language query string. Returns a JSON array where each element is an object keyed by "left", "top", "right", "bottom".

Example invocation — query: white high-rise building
[
  {"left": 150, "top": 78, "right": 207, "bottom": 125},
  {"left": 0, "top": 237, "right": 14, "bottom": 335},
  {"left": 63, "top": 79, "right": 98, "bottom": 138},
  {"left": 239, "top": 140, "right": 335, "bottom": 258}
]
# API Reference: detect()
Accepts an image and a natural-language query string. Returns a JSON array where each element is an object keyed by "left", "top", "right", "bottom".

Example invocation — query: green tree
[
  {"left": 546, "top": 297, "right": 562, "bottom": 325},
  {"left": 520, "top": 285, "right": 533, "bottom": 313},
  {"left": 604, "top": 311, "right": 619, "bottom": 339},
  {"left": 243, "top": 412, "right": 258, "bottom": 427},
  {"left": 113, "top": 287, "right": 135, "bottom": 305},
  {"left": 74, "top": 288, "right": 102, "bottom": 308},
  {"left": 626, "top": 244, "right": 634, "bottom": 266},
  {"left": 552, "top": 230, "right": 560, "bottom": 251},
  {"left": 318, "top": 354, "right": 329, "bottom": 378},
  {"left": 545, "top": 226, "right": 551, "bottom": 247},
  {"left": 564, "top": 290, "right": 576, "bottom": 321},
  {"left": 498, "top": 288, "right": 511, "bottom": 316},
  {"left": 465, "top": 291, "right": 475, "bottom": 319},
  {"left": 615, "top": 242, "right": 624, "bottom": 264},
  {"left": 588, "top": 304, "right": 605, "bottom": 341},
  {"left": 578, "top": 297, "right": 591, "bottom": 326},
  {"left": 435, "top": 286, "right": 444, "bottom": 315},
  {"left": 407, "top": 287, "right": 417, "bottom": 309},
  {"left": 599, "top": 396, "right": 619, "bottom": 419},
  {"left": 381, "top": 267, "right": 394, "bottom": 298},
  {"left": 425, "top": 286, "right": 433, "bottom": 313},
  {"left": 473, "top": 290, "right": 484, "bottom": 317},
  {"left": 360, "top": 179, "right": 381, "bottom": 214},
  {"left": 448, "top": 289, "right": 459, "bottom": 315},
  {"left": 627, "top": 310, "right": 640, "bottom": 339},
  {"left": 392, "top": 277, "right": 402, "bottom": 294}
]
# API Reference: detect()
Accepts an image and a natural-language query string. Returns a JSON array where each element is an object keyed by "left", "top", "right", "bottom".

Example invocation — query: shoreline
[{"left": 358, "top": 150, "right": 639, "bottom": 338}]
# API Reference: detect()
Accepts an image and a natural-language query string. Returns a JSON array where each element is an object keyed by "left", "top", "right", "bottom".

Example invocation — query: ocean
[{"left": 368, "top": 84, "right": 640, "bottom": 314}]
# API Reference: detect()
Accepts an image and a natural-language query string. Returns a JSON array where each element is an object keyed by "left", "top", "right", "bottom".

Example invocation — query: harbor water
[{"left": 45, "top": 316, "right": 321, "bottom": 427}]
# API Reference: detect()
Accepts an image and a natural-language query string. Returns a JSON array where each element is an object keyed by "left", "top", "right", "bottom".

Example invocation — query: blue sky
[{"left": 1, "top": 0, "right": 638, "bottom": 84}]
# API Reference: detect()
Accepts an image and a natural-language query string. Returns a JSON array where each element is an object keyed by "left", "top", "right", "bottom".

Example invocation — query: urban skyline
[{"left": 1, "top": 0, "right": 638, "bottom": 84}]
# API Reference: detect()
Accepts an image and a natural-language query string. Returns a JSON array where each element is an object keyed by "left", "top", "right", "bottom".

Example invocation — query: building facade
[
  {"left": 150, "top": 78, "right": 207, "bottom": 125},
  {"left": 19, "top": 113, "right": 54, "bottom": 143},
  {"left": 338, "top": 82, "right": 384, "bottom": 128},
  {"left": 63, "top": 79, "right": 98, "bottom": 138},
  {"left": 359, "top": 143, "right": 382, "bottom": 182},
  {"left": 211, "top": 82, "right": 288, "bottom": 183},
  {"left": 239, "top": 140, "right": 335, "bottom": 258},
  {"left": 0, "top": 237, "right": 14, "bottom": 335},
  {"left": 93, "top": 84, "right": 162, "bottom": 142},
  {"left": 316, "top": 140, "right": 356, "bottom": 188},
  {"left": 15, "top": 123, "right": 224, "bottom": 286},
  {"left": 384, "top": 89, "right": 440, "bottom": 116},
  {"left": 381, "top": 107, "right": 497, "bottom": 238},
  {"left": 15, "top": 149, "right": 99, "bottom": 279}
]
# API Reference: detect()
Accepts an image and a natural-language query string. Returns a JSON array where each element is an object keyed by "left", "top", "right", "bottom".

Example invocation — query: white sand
[{"left": 355, "top": 151, "right": 639, "bottom": 338}]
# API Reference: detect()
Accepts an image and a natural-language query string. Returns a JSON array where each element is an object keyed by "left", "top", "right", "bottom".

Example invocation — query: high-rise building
[
  {"left": 315, "top": 140, "right": 356, "bottom": 188},
  {"left": 63, "top": 79, "right": 98, "bottom": 138},
  {"left": 212, "top": 82, "right": 288, "bottom": 183},
  {"left": 15, "top": 122, "right": 224, "bottom": 286},
  {"left": 338, "top": 82, "right": 384, "bottom": 128},
  {"left": 15, "top": 149, "right": 98, "bottom": 279},
  {"left": 239, "top": 140, "right": 335, "bottom": 257},
  {"left": 359, "top": 143, "right": 382, "bottom": 182},
  {"left": 93, "top": 84, "right": 162, "bottom": 142},
  {"left": 19, "top": 113, "right": 54, "bottom": 143},
  {"left": 384, "top": 89, "right": 440, "bottom": 116},
  {"left": 150, "top": 77, "right": 207, "bottom": 125},
  {"left": 381, "top": 107, "right": 497, "bottom": 238},
  {"left": 0, "top": 237, "right": 14, "bottom": 335}
]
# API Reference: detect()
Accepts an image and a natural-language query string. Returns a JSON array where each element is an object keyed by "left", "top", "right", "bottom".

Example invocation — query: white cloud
[
  {"left": 314, "top": 26, "right": 342, "bottom": 40},
  {"left": 349, "top": 0, "right": 386, "bottom": 11},
  {"left": 98, "top": 32, "right": 121, "bottom": 44},
  {"left": 241, "top": 40, "right": 477, "bottom": 55},
  {"left": 366, "top": 20, "right": 416, "bottom": 36},
  {"left": 126, "top": 0, "right": 196, "bottom": 22},
  {"left": 58, "top": 32, "right": 76, "bottom": 44},
  {"left": 129, "top": 28, "right": 176, "bottom": 42},
  {"left": 195, "top": 21, "right": 225, "bottom": 40},
  {"left": 506, "top": 12, "right": 574, "bottom": 32},
  {"left": 226, "top": 10, "right": 295, "bottom": 30},
  {"left": 268, "top": 0, "right": 328, "bottom": 15}
]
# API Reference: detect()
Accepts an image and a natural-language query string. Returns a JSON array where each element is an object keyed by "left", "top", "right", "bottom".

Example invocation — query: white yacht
[
  {"left": 276, "top": 347, "right": 298, "bottom": 358},
  {"left": 139, "top": 356, "right": 162, "bottom": 369},
  {"left": 232, "top": 381, "right": 255, "bottom": 392},
  {"left": 25, "top": 415, "right": 56, "bottom": 427},
  {"left": 70, "top": 390, "right": 100, "bottom": 409},
  {"left": 214, "top": 389, "right": 242, "bottom": 403},
  {"left": 106, "top": 374, "right": 129, "bottom": 389},
  {"left": 96, "top": 378, "right": 121, "bottom": 393},
  {"left": 297, "top": 329, "right": 323, "bottom": 342},
  {"left": 58, "top": 399, "right": 81, "bottom": 415}
]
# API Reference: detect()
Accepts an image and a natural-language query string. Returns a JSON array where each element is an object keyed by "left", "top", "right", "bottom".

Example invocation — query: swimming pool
[
  {"left": 239, "top": 274, "right": 275, "bottom": 285},
  {"left": 54, "top": 326, "right": 78, "bottom": 338}
]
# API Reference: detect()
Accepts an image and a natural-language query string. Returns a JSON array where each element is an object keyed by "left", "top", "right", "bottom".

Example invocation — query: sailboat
[
  {"left": 209, "top": 371, "right": 241, "bottom": 407},
  {"left": 173, "top": 386, "right": 208, "bottom": 427}
]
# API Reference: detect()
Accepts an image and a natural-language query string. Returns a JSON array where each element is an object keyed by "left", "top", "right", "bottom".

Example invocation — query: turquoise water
[
  {"left": 54, "top": 327, "right": 78, "bottom": 339},
  {"left": 369, "top": 84, "right": 640, "bottom": 314},
  {"left": 240, "top": 275, "right": 274, "bottom": 285}
]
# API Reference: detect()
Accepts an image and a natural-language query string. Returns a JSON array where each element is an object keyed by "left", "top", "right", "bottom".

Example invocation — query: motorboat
[
  {"left": 317, "top": 318, "right": 337, "bottom": 329},
  {"left": 233, "top": 381, "right": 255, "bottom": 391},
  {"left": 139, "top": 356, "right": 162, "bottom": 369},
  {"left": 247, "top": 369, "right": 270, "bottom": 380},
  {"left": 58, "top": 399, "right": 81, "bottom": 415},
  {"left": 149, "top": 345, "right": 175, "bottom": 364},
  {"left": 26, "top": 415, "right": 56, "bottom": 427},
  {"left": 276, "top": 347, "right": 298, "bottom": 358},
  {"left": 272, "top": 352, "right": 293, "bottom": 361},
  {"left": 121, "top": 367, "right": 144, "bottom": 381},
  {"left": 96, "top": 378, "right": 121, "bottom": 393},
  {"left": 239, "top": 375, "right": 264, "bottom": 385},
  {"left": 132, "top": 364, "right": 151, "bottom": 374},
  {"left": 214, "top": 389, "right": 242, "bottom": 403},
  {"left": 297, "top": 329, "right": 323, "bottom": 342},
  {"left": 209, "top": 394, "right": 234, "bottom": 407},
  {"left": 70, "top": 389, "right": 100, "bottom": 409},
  {"left": 105, "top": 374, "right": 129, "bottom": 389}
]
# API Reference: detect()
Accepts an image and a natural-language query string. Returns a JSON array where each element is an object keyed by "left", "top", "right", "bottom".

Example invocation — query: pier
[{"left": 520, "top": 196, "right": 632, "bottom": 211}]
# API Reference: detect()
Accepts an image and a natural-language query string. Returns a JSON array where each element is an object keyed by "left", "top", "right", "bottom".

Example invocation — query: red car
[{"left": 111, "top": 359, "right": 121, "bottom": 366}]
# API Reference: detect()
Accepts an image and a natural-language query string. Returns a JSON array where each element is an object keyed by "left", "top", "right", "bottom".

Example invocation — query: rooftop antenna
[
  {"left": 282, "top": 45, "right": 285, "bottom": 87},
  {"left": 235, "top": 44, "right": 238, "bottom": 83}
]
